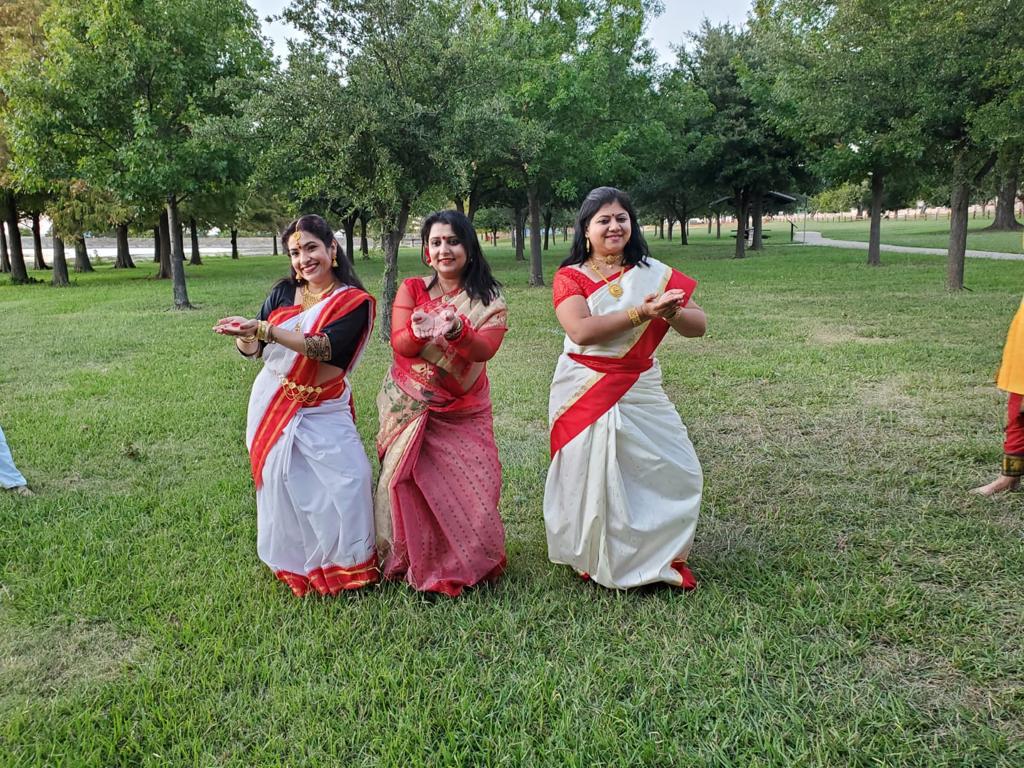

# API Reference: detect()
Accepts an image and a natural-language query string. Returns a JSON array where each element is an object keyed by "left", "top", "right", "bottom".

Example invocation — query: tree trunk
[
  {"left": 379, "top": 199, "right": 412, "bottom": 340},
  {"left": 0, "top": 221, "right": 10, "bottom": 272},
  {"left": 73, "top": 236, "right": 94, "bottom": 273},
  {"left": 467, "top": 192, "right": 480, "bottom": 223},
  {"left": 716, "top": 212, "right": 721, "bottom": 239},
  {"left": 173, "top": 220, "right": 185, "bottom": 263},
  {"left": 272, "top": 232, "right": 278, "bottom": 256},
  {"left": 189, "top": 217, "right": 202, "bottom": 265},
  {"left": 988, "top": 148, "right": 1022, "bottom": 230},
  {"left": 31, "top": 212, "right": 49, "bottom": 269},
  {"left": 679, "top": 205, "right": 689, "bottom": 245},
  {"left": 513, "top": 207, "right": 525, "bottom": 262},
  {"left": 157, "top": 210, "right": 172, "bottom": 278},
  {"left": 359, "top": 211, "right": 369, "bottom": 258},
  {"left": 342, "top": 210, "right": 358, "bottom": 263},
  {"left": 947, "top": 179, "right": 970, "bottom": 291},
  {"left": 4, "top": 192, "right": 29, "bottom": 283},
  {"left": 454, "top": 198, "right": 465, "bottom": 215},
  {"left": 750, "top": 195, "right": 763, "bottom": 250},
  {"left": 115, "top": 223, "right": 136, "bottom": 268},
  {"left": 667, "top": 217, "right": 675, "bottom": 241},
  {"left": 166, "top": 196, "right": 193, "bottom": 308},
  {"left": 733, "top": 189, "right": 748, "bottom": 259},
  {"left": 543, "top": 208, "right": 552, "bottom": 251},
  {"left": 230, "top": 228, "right": 239, "bottom": 259},
  {"left": 527, "top": 183, "right": 543, "bottom": 286},
  {"left": 153, "top": 226, "right": 160, "bottom": 262},
  {"left": 51, "top": 235, "right": 69, "bottom": 287},
  {"left": 868, "top": 172, "right": 884, "bottom": 266}
]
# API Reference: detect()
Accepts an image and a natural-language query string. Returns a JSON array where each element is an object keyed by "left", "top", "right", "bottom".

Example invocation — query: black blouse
[{"left": 252, "top": 281, "right": 370, "bottom": 370}]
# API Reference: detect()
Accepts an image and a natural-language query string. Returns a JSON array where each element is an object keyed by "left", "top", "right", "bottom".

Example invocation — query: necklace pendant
[{"left": 608, "top": 284, "right": 624, "bottom": 298}]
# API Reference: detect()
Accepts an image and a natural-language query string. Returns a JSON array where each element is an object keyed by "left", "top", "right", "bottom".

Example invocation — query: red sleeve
[
  {"left": 667, "top": 269, "right": 698, "bottom": 306},
  {"left": 390, "top": 279, "right": 428, "bottom": 357},
  {"left": 553, "top": 268, "right": 588, "bottom": 308},
  {"left": 447, "top": 319, "right": 507, "bottom": 363}
]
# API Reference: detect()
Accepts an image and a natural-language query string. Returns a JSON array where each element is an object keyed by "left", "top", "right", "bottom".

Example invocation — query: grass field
[{"left": 1, "top": 239, "right": 1022, "bottom": 766}]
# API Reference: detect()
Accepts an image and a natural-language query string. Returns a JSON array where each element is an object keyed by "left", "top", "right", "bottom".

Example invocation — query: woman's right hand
[{"left": 410, "top": 309, "right": 437, "bottom": 340}]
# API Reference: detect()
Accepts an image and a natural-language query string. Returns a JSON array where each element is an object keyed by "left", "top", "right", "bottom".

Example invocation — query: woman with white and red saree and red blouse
[
  {"left": 374, "top": 210, "right": 508, "bottom": 596},
  {"left": 544, "top": 187, "right": 706, "bottom": 591},
  {"left": 214, "top": 214, "right": 377, "bottom": 597}
]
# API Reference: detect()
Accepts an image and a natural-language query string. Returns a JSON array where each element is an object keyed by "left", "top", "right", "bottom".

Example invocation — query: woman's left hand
[
  {"left": 214, "top": 316, "right": 258, "bottom": 338},
  {"left": 642, "top": 290, "right": 688, "bottom": 320}
]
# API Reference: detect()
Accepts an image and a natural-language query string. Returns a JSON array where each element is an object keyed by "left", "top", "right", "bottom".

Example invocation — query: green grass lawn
[
  {"left": 1, "top": 240, "right": 1022, "bottom": 766},
  {"left": 801, "top": 216, "right": 1024, "bottom": 253}
]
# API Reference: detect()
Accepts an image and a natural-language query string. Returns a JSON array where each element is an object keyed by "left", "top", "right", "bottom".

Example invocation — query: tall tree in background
[
  {"left": 0, "top": 0, "right": 47, "bottom": 284},
  {"left": 5, "top": 0, "right": 271, "bottom": 305},
  {"left": 280, "top": 0, "right": 500, "bottom": 336}
]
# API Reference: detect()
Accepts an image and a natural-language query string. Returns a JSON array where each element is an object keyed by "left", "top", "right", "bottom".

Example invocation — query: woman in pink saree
[{"left": 374, "top": 210, "right": 508, "bottom": 596}]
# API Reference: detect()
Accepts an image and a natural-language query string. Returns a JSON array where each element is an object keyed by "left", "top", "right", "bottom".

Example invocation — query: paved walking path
[{"left": 795, "top": 230, "right": 1024, "bottom": 261}]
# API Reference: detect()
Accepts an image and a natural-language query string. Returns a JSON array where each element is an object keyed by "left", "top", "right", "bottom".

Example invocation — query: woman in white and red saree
[
  {"left": 544, "top": 187, "right": 707, "bottom": 591},
  {"left": 214, "top": 215, "right": 377, "bottom": 597},
  {"left": 374, "top": 210, "right": 508, "bottom": 596}
]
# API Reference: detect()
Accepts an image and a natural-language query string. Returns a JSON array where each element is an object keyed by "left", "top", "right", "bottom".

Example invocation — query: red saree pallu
[{"left": 374, "top": 280, "right": 508, "bottom": 596}]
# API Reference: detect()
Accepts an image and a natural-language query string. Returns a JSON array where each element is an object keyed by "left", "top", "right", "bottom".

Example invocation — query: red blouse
[{"left": 391, "top": 278, "right": 506, "bottom": 363}]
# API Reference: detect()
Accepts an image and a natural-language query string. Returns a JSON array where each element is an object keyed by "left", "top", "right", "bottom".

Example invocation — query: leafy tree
[{"left": 5, "top": 0, "right": 271, "bottom": 305}]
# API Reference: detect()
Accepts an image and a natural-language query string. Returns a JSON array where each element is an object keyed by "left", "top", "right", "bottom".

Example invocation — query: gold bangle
[
  {"left": 256, "top": 320, "right": 275, "bottom": 343},
  {"left": 239, "top": 333, "right": 257, "bottom": 344},
  {"left": 627, "top": 306, "right": 643, "bottom": 327}
]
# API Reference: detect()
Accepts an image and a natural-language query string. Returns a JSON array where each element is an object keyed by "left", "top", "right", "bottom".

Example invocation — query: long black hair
[
  {"left": 279, "top": 214, "right": 365, "bottom": 290},
  {"left": 561, "top": 186, "right": 651, "bottom": 268},
  {"left": 420, "top": 210, "right": 501, "bottom": 306}
]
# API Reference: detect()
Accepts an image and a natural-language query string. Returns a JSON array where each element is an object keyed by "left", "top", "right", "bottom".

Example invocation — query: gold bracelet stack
[
  {"left": 627, "top": 306, "right": 643, "bottom": 327},
  {"left": 255, "top": 320, "right": 275, "bottom": 343},
  {"left": 239, "top": 333, "right": 257, "bottom": 344}
]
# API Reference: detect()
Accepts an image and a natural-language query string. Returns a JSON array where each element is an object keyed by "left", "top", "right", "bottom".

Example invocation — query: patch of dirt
[
  {"left": 810, "top": 326, "right": 896, "bottom": 346},
  {"left": 0, "top": 610, "right": 145, "bottom": 710},
  {"left": 864, "top": 642, "right": 1023, "bottom": 741}
]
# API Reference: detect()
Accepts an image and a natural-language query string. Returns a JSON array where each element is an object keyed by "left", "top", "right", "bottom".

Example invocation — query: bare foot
[{"left": 970, "top": 475, "right": 1020, "bottom": 496}]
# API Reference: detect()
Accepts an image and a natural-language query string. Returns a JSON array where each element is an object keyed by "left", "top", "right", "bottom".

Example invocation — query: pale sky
[{"left": 248, "top": 0, "right": 753, "bottom": 66}]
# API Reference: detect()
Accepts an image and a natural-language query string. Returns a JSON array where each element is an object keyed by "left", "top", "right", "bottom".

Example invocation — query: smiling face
[
  {"left": 426, "top": 222, "right": 468, "bottom": 282},
  {"left": 586, "top": 201, "right": 631, "bottom": 260},
  {"left": 288, "top": 229, "right": 336, "bottom": 287}
]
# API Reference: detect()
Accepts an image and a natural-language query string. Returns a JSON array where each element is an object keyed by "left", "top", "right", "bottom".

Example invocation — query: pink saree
[{"left": 374, "top": 278, "right": 508, "bottom": 596}]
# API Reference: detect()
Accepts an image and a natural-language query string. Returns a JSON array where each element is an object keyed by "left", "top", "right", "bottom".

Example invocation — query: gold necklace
[
  {"left": 586, "top": 261, "right": 625, "bottom": 299},
  {"left": 301, "top": 282, "right": 336, "bottom": 311}
]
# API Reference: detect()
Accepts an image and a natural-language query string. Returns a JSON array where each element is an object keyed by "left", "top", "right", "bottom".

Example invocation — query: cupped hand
[
  {"left": 433, "top": 306, "right": 459, "bottom": 339},
  {"left": 410, "top": 309, "right": 437, "bottom": 340},
  {"left": 214, "top": 316, "right": 258, "bottom": 337},
  {"left": 640, "top": 290, "right": 687, "bottom": 320}
]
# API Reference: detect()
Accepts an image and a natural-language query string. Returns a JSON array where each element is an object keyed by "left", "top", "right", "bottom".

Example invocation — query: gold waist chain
[{"left": 279, "top": 376, "right": 330, "bottom": 405}]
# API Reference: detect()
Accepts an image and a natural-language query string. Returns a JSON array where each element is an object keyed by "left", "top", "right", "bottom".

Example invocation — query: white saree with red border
[
  {"left": 245, "top": 285, "right": 377, "bottom": 596},
  {"left": 543, "top": 258, "right": 702, "bottom": 589}
]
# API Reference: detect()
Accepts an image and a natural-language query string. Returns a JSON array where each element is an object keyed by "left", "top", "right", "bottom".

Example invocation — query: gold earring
[
  {"left": 585, "top": 238, "right": 591, "bottom": 255},
  {"left": 331, "top": 256, "right": 338, "bottom": 267}
]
